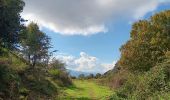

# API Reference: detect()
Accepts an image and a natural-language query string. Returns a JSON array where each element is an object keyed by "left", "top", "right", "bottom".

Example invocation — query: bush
[
  {"left": 0, "top": 64, "right": 20, "bottom": 99},
  {"left": 30, "top": 79, "right": 58, "bottom": 96},
  {"left": 48, "top": 69, "right": 72, "bottom": 86},
  {"left": 114, "top": 58, "right": 170, "bottom": 100},
  {"left": 48, "top": 69, "right": 60, "bottom": 77}
]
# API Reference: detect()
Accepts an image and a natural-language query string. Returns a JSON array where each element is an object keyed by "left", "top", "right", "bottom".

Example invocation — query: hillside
[{"left": 0, "top": 48, "right": 72, "bottom": 99}]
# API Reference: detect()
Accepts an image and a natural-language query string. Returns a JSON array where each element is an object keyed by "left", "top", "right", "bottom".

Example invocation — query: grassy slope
[
  {"left": 59, "top": 80, "right": 113, "bottom": 100},
  {"left": 0, "top": 49, "right": 28, "bottom": 72}
]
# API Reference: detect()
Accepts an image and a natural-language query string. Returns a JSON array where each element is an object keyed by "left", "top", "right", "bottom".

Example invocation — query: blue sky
[{"left": 22, "top": 0, "right": 170, "bottom": 73}]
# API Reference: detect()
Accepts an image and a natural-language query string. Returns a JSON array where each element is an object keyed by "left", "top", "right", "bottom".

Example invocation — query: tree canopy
[
  {"left": 0, "top": 0, "right": 25, "bottom": 48},
  {"left": 119, "top": 10, "right": 170, "bottom": 72},
  {"left": 20, "top": 23, "right": 51, "bottom": 68}
]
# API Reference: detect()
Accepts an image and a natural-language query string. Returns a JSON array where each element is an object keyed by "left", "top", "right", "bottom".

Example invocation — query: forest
[{"left": 0, "top": 0, "right": 170, "bottom": 100}]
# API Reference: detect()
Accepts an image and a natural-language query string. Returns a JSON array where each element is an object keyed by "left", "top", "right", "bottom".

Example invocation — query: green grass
[{"left": 58, "top": 79, "right": 113, "bottom": 100}]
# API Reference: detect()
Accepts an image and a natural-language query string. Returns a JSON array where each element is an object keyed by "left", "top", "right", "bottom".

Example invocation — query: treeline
[
  {"left": 0, "top": 0, "right": 72, "bottom": 99},
  {"left": 75, "top": 73, "right": 102, "bottom": 79},
  {"left": 104, "top": 10, "right": 170, "bottom": 100}
]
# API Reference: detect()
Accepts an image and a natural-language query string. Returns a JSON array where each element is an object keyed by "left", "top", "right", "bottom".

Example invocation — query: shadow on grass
[
  {"left": 72, "top": 97, "right": 92, "bottom": 100},
  {"left": 66, "top": 85, "right": 85, "bottom": 91},
  {"left": 61, "top": 96, "right": 92, "bottom": 100}
]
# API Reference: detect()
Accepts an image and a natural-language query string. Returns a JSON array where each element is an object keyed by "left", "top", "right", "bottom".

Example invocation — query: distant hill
[{"left": 67, "top": 69, "right": 97, "bottom": 77}]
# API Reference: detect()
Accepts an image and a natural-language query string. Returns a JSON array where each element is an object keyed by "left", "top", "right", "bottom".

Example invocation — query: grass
[{"left": 58, "top": 79, "right": 113, "bottom": 100}]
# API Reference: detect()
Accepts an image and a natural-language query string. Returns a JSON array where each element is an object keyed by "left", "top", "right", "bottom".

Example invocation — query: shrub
[
  {"left": 0, "top": 64, "right": 20, "bottom": 99},
  {"left": 114, "top": 58, "right": 170, "bottom": 100},
  {"left": 48, "top": 69, "right": 72, "bottom": 86}
]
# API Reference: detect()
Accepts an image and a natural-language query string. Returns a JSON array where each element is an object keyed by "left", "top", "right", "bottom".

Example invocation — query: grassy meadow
[{"left": 58, "top": 80, "right": 113, "bottom": 100}]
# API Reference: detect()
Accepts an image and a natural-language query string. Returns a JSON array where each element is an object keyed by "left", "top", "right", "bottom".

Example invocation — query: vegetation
[
  {"left": 0, "top": 0, "right": 169, "bottom": 99},
  {"left": 20, "top": 23, "right": 51, "bottom": 68},
  {"left": 0, "top": 0, "right": 72, "bottom": 99},
  {"left": 0, "top": 0, "right": 25, "bottom": 48},
  {"left": 102, "top": 10, "right": 170, "bottom": 100},
  {"left": 59, "top": 80, "right": 113, "bottom": 100}
]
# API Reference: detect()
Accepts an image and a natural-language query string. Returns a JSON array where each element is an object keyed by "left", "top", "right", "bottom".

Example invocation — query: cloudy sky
[{"left": 22, "top": 0, "right": 170, "bottom": 73}]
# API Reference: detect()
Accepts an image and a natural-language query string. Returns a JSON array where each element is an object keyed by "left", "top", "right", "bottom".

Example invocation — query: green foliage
[
  {"left": 20, "top": 22, "right": 51, "bottom": 67},
  {"left": 29, "top": 79, "right": 57, "bottom": 96},
  {"left": 48, "top": 59, "right": 72, "bottom": 86},
  {"left": 0, "top": 64, "right": 20, "bottom": 99},
  {"left": 115, "top": 59, "right": 170, "bottom": 100},
  {"left": 86, "top": 73, "right": 95, "bottom": 79},
  {"left": 50, "top": 70, "right": 72, "bottom": 86},
  {"left": 95, "top": 73, "right": 102, "bottom": 79},
  {"left": 0, "top": 0, "right": 25, "bottom": 48},
  {"left": 49, "top": 58, "right": 66, "bottom": 71},
  {"left": 48, "top": 69, "right": 60, "bottom": 76},
  {"left": 119, "top": 10, "right": 170, "bottom": 72},
  {"left": 106, "top": 10, "right": 170, "bottom": 100},
  {"left": 0, "top": 0, "right": 73, "bottom": 99}
]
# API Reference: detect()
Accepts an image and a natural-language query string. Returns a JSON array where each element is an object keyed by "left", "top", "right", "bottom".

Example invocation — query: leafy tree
[
  {"left": 119, "top": 10, "right": 170, "bottom": 72},
  {"left": 95, "top": 73, "right": 101, "bottom": 78},
  {"left": 48, "top": 59, "right": 72, "bottom": 86},
  {"left": 20, "top": 23, "right": 51, "bottom": 68},
  {"left": 86, "top": 73, "right": 94, "bottom": 79},
  {"left": 110, "top": 10, "right": 170, "bottom": 100},
  {"left": 49, "top": 58, "right": 66, "bottom": 71},
  {"left": 0, "top": 0, "right": 25, "bottom": 48}
]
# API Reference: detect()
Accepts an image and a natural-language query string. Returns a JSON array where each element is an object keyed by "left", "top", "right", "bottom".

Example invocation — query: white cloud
[
  {"left": 22, "top": 0, "right": 165, "bottom": 36},
  {"left": 133, "top": 1, "right": 158, "bottom": 19},
  {"left": 55, "top": 52, "right": 116, "bottom": 73}
]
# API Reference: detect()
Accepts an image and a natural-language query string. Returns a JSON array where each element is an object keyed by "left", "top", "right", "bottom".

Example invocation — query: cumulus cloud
[
  {"left": 55, "top": 52, "right": 116, "bottom": 73},
  {"left": 22, "top": 0, "right": 165, "bottom": 36}
]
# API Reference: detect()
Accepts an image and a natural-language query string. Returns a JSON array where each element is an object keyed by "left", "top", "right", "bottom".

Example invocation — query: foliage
[
  {"left": 0, "top": 0, "right": 72, "bottom": 99},
  {"left": 119, "top": 10, "right": 170, "bottom": 72},
  {"left": 0, "top": 64, "right": 20, "bottom": 99},
  {"left": 0, "top": 0, "right": 25, "bottom": 48},
  {"left": 86, "top": 73, "right": 95, "bottom": 79},
  {"left": 20, "top": 23, "right": 51, "bottom": 68},
  {"left": 49, "top": 58, "right": 66, "bottom": 71},
  {"left": 115, "top": 58, "right": 170, "bottom": 100},
  {"left": 107, "top": 10, "right": 170, "bottom": 100},
  {"left": 95, "top": 73, "right": 102, "bottom": 79},
  {"left": 48, "top": 59, "right": 72, "bottom": 86}
]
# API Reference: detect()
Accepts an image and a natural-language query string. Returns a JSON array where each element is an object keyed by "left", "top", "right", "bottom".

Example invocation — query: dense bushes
[
  {"left": 0, "top": 0, "right": 74, "bottom": 99},
  {"left": 0, "top": 48, "right": 72, "bottom": 99},
  {"left": 0, "top": 64, "right": 20, "bottom": 99},
  {"left": 115, "top": 58, "right": 170, "bottom": 99},
  {"left": 49, "top": 69, "right": 72, "bottom": 86},
  {"left": 48, "top": 59, "right": 72, "bottom": 86}
]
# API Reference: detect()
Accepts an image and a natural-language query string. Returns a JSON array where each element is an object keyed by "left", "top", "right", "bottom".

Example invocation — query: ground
[{"left": 58, "top": 79, "right": 113, "bottom": 100}]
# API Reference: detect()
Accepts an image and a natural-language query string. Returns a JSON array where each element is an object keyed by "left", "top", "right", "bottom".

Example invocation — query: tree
[
  {"left": 87, "top": 74, "right": 94, "bottom": 79},
  {"left": 49, "top": 58, "right": 66, "bottom": 71},
  {"left": 95, "top": 73, "right": 101, "bottom": 78},
  {"left": 112, "top": 10, "right": 170, "bottom": 99},
  {"left": 0, "top": 0, "right": 25, "bottom": 48},
  {"left": 119, "top": 10, "right": 170, "bottom": 72},
  {"left": 20, "top": 23, "right": 51, "bottom": 68}
]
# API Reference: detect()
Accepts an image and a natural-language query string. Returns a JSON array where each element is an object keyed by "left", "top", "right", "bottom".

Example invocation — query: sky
[{"left": 22, "top": 0, "right": 170, "bottom": 73}]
